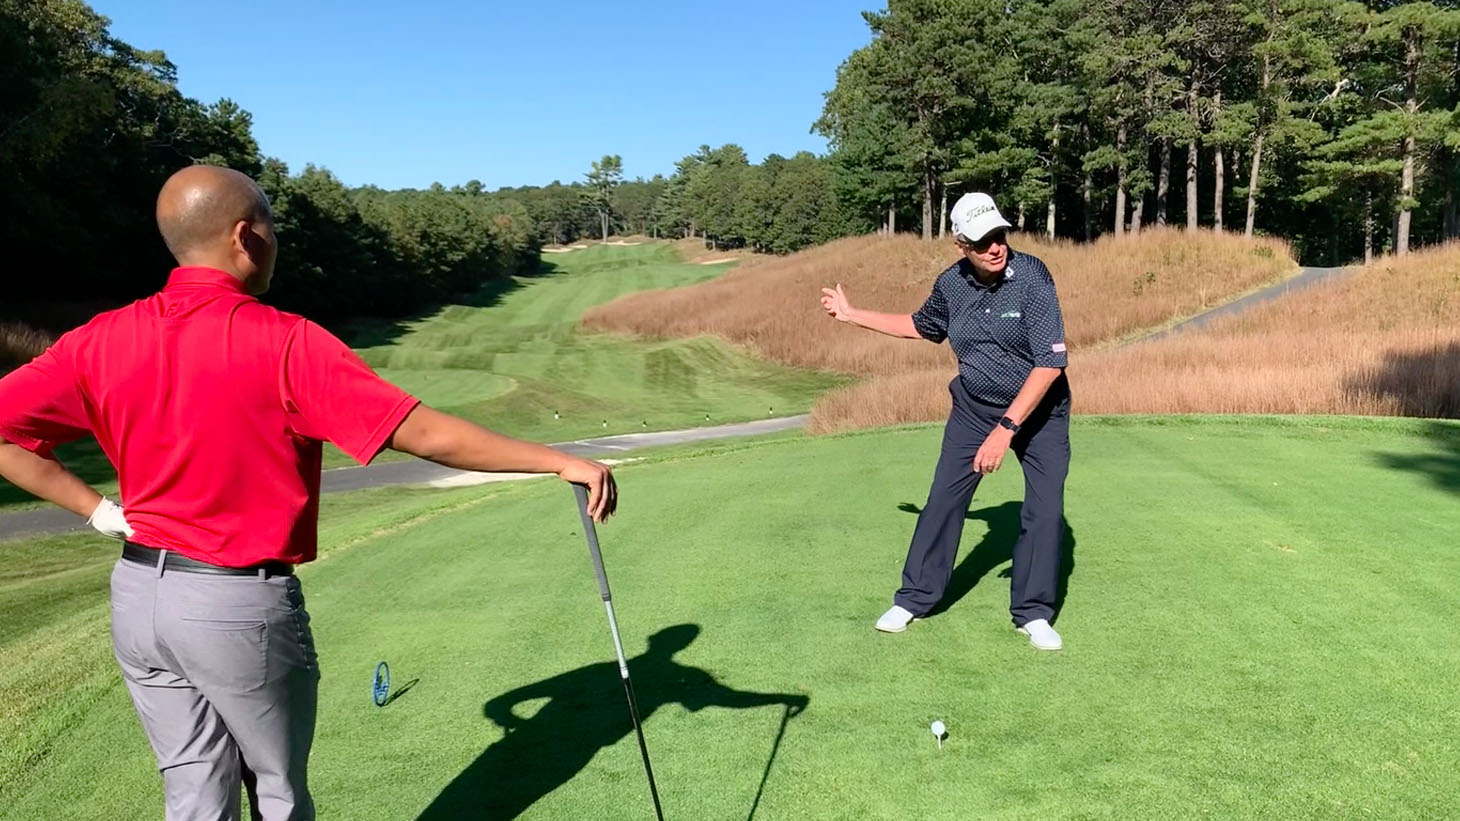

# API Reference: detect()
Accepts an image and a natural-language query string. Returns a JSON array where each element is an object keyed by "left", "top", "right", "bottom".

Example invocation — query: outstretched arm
[
  {"left": 717, "top": 689, "right": 809, "bottom": 715},
  {"left": 683, "top": 673, "right": 810, "bottom": 715},
  {"left": 819, "top": 284, "right": 921, "bottom": 339},
  {"left": 283, "top": 319, "right": 618, "bottom": 522},
  {"left": 387, "top": 405, "right": 617, "bottom": 522}
]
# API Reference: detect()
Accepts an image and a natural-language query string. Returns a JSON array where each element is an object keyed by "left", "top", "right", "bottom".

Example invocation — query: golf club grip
[{"left": 572, "top": 484, "right": 613, "bottom": 601}]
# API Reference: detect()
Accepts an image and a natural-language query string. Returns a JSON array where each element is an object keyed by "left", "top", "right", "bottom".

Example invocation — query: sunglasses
[{"left": 960, "top": 231, "right": 1008, "bottom": 254}]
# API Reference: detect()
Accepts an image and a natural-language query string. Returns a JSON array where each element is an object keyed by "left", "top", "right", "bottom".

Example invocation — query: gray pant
[
  {"left": 894, "top": 377, "right": 1071, "bottom": 625},
  {"left": 110, "top": 556, "right": 320, "bottom": 820}
]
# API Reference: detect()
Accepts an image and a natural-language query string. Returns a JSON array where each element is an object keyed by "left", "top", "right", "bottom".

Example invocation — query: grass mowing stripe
[{"left": 335, "top": 244, "right": 844, "bottom": 467}]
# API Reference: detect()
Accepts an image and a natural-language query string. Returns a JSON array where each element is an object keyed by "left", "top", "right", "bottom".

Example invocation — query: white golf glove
[{"left": 88, "top": 497, "right": 134, "bottom": 540}]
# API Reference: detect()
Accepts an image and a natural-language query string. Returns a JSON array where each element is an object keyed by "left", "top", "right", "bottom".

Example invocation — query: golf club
[{"left": 573, "top": 483, "right": 665, "bottom": 821}]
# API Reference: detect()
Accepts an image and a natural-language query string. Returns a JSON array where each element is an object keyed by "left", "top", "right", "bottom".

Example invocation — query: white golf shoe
[
  {"left": 1016, "top": 618, "right": 1063, "bottom": 651},
  {"left": 875, "top": 605, "right": 917, "bottom": 633}
]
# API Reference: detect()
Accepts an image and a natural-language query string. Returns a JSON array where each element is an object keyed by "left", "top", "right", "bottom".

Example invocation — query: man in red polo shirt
[{"left": 0, "top": 165, "right": 616, "bottom": 820}]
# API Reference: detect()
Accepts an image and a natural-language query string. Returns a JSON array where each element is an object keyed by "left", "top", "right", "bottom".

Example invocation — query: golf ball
[{"left": 930, "top": 720, "right": 946, "bottom": 736}]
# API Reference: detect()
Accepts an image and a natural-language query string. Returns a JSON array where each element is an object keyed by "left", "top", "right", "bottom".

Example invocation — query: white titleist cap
[{"left": 949, "top": 192, "right": 1012, "bottom": 242}]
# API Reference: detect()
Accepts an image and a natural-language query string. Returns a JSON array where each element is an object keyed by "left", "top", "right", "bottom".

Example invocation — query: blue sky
[{"left": 91, "top": 1, "right": 876, "bottom": 191}]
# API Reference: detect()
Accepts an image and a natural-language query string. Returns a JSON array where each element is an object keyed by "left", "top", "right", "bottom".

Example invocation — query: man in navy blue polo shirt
[{"left": 820, "top": 192, "right": 1071, "bottom": 650}]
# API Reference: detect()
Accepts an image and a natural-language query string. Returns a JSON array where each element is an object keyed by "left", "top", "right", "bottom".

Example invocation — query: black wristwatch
[{"left": 998, "top": 416, "right": 1021, "bottom": 433}]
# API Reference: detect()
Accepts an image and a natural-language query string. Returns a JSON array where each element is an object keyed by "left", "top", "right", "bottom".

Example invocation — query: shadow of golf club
[
  {"left": 384, "top": 678, "right": 420, "bottom": 706},
  {"left": 415, "top": 624, "right": 808, "bottom": 820},
  {"left": 744, "top": 701, "right": 796, "bottom": 821},
  {"left": 897, "top": 501, "right": 1077, "bottom": 621}
]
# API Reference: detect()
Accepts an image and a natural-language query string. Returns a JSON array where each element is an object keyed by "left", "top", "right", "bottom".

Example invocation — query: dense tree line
[
  {"left": 257, "top": 166, "right": 539, "bottom": 319},
  {"left": 11, "top": 0, "right": 1453, "bottom": 343},
  {"left": 815, "top": 0, "right": 1460, "bottom": 264},
  {"left": 0, "top": 0, "right": 259, "bottom": 304},
  {"left": 512, "top": 149, "right": 853, "bottom": 253},
  {"left": 650, "top": 145, "right": 857, "bottom": 252},
  {"left": 1, "top": 0, "right": 538, "bottom": 326}
]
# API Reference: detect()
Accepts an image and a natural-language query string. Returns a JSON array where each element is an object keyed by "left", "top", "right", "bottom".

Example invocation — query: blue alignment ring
[{"left": 372, "top": 661, "right": 390, "bottom": 707}]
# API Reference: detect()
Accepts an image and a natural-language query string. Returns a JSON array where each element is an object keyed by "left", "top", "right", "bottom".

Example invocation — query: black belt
[{"left": 122, "top": 542, "right": 294, "bottom": 578}]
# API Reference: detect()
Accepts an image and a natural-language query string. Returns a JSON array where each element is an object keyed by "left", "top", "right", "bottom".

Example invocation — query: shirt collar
[
  {"left": 166, "top": 266, "right": 250, "bottom": 294},
  {"left": 961, "top": 252, "right": 1017, "bottom": 290}
]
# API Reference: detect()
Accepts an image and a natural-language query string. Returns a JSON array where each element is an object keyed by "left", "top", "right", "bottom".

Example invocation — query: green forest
[
  {"left": 819, "top": 0, "right": 1460, "bottom": 266},
  {"left": 3, "top": 0, "right": 1458, "bottom": 334}
]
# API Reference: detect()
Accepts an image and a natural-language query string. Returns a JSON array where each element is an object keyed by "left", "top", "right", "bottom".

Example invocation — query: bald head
[{"left": 156, "top": 165, "right": 277, "bottom": 292}]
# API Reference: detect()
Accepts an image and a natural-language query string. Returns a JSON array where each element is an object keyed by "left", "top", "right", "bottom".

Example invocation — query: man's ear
[
  {"left": 230, "top": 219, "right": 252, "bottom": 256},
  {"left": 235, "top": 219, "right": 271, "bottom": 264}
]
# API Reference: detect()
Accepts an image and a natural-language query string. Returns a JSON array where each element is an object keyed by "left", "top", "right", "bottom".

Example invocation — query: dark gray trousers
[
  {"left": 894, "top": 377, "right": 1071, "bottom": 626},
  {"left": 110, "top": 555, "right": 320, "bottom": 820}
]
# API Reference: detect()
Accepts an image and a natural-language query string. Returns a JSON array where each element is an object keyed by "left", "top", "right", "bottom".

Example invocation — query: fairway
[
  {"left": 4, "top": 417, "right": 1458, "bottom": 819},
  {"left": 342, "top": 243, "right": 844, "bottom": 453}
]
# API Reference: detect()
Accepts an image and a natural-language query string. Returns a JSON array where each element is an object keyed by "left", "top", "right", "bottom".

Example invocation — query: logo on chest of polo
[{"left": 999, "top": 311, "right": 1021, "bottom": 319}]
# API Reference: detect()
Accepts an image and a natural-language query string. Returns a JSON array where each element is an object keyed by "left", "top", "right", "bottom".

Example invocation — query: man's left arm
[
  {"left": 0, "top": 338, "right": 131, "bottom": 537},
  {"left": 0, "top": 441, "right": 103, "bottom": 517},
  {"left": 974, "top": 268, "right": 1069, "bottom": 474},
  {"left": 973, "top": 368, "right": 1064, "bottom": 474}
]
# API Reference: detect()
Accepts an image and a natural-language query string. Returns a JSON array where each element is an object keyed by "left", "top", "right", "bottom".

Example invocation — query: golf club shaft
[
  {"left": 618, "top": 644, "right": 665, "bottom": 821},
  {"left": 573, "top": 484, "right": 665, "bottom": 821}
]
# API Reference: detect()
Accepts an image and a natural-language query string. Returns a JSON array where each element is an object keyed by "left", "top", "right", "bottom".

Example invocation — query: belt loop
[
  {"left": 258, "top": 567, "right": 267, "bottom": 581},
  {"left": 156, "top": 549, "right": 167, "bottom": 578}
]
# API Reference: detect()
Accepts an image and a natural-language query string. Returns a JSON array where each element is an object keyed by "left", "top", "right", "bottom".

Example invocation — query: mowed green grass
[
  {"left": 334, "top": 242, "right": 842, "bottom": 465},
  {"left": 4, "top": 416, "right": 1459, "bottom": 819}
]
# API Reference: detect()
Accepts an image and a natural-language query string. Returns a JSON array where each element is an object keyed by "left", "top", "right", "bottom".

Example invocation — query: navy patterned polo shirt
[{"left": 911, "top": 249, "right": 1071, "bottom": 407}]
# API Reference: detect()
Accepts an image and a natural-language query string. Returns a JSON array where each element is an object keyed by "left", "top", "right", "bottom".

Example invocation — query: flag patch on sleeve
[{"left": 1052, "top": 342, "right": 1067, "bottom": 353}]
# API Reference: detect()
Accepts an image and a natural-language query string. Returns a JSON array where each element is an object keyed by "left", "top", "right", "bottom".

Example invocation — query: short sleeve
[
  {"left": 279, "top": 320, "right": 420, "bottom": 465},
  {"left": 911, "top": 277, "right": 950, "bottom": 343},
  {"left": 1023, "top": 269, "right": 1069, "bottom": 368},
  {"left": 0, "top": 334, "right": 90, "bottom": 457}
]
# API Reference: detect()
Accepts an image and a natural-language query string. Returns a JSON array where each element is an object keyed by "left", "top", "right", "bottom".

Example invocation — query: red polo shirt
[{"left": 0, "top": 267, "right": 419, "bottom": 566}]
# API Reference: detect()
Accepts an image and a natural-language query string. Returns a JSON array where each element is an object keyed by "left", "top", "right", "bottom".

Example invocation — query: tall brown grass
[
  {"left": 585, "top": 228, "right": 1297, "bottom": 431},
  {"left": 1073, "top": 243, "right": 1460, "bottom": 417},
  {"left": 0, "top": 322, "right": 53, "bottom": 374}
]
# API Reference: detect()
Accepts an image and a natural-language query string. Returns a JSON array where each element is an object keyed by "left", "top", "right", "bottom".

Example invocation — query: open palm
[{"left": 820, "top": 283, "right": 852, "bottom": 321}]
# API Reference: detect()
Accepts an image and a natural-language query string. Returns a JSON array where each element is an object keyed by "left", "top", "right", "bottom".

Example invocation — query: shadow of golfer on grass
[
  {"left": 898, "top": 501, "right": 1078, "bottom": 621},
  {"left": 416, "top": 623, "right": 808, "bottom": 820}
]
